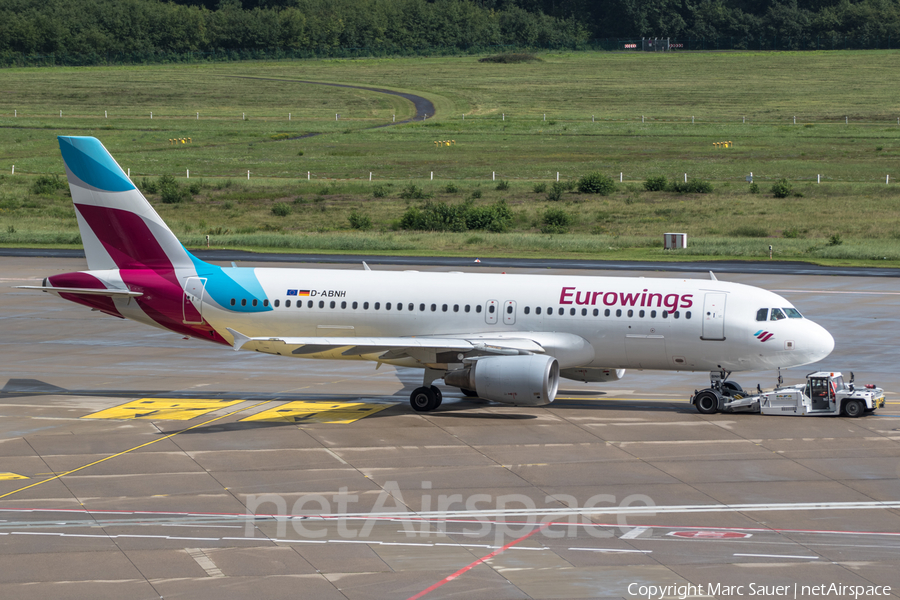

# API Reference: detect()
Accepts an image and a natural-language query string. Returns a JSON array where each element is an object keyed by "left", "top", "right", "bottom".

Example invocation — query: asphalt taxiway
[{"left": 1, "top": 256, "right": 899, "bottom": 600}]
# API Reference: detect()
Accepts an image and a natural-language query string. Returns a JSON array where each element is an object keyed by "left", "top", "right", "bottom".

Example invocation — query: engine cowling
[{"left": 444, "top": 355, "right": 559, "bottom": 406}]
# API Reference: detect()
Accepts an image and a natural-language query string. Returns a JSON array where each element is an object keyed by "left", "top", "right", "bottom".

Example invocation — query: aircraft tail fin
[{"left": 58, "top": 136, "right": 197, "bottom": 271}]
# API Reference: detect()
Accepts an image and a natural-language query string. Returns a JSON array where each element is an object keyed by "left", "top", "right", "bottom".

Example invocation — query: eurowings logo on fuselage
[{"left": 754, "top": 330, "right": 774, "bottom": 342}]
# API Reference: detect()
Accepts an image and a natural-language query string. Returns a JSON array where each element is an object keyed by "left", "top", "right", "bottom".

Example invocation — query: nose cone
[{"left": 808, "top": 320, "right": 835, "bottom": 363}]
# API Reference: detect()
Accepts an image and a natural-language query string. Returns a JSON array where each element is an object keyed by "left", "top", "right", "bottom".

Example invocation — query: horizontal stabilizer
[{"left": 16, "top": 285, "right": 142, "bottom": 297}]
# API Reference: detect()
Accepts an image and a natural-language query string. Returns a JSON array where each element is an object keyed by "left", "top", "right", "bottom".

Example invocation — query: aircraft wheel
[
  {"left": 694, "top": 390, "right": 720, "bottom": 415},
  {"left": 461, "top": 388, "right": 479, "bottom": 397},
  {"left": 430, "top": 385, "right": 443, "bottom": 408},
  {"left": 411, "top": 387, "right": 439, "bottom": 412},
  {"left": 723, "top": 381, "right": 743, "bottom": 396},
  {"left": 842, "top": 399, "right": 864, "bottom": 418}
]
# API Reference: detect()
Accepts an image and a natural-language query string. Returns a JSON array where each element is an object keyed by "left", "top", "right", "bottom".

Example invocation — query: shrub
[
  {"left": 399, "top": 184, "right": 431, "bottom": 200},
  {"left": 541, "top": 207, "right": 573, "bottom": 234},
  {"left": 828, "top": 233, "right": 843, "bottom": 246},
  {"left": 443, "top": 183, "right": 459, "bottom": 193},
  {"left": 469, "top": 189, "right": 482, "bottom": 199},
  {"left": 577, "top": 172, "right": 616, "bottom": 195},
  {"left": 771, "top": 178, "right": 793, "bottom": 198},
  {"left": 30, "top": 175, "right": 66, "bottom": 195},
  {"left": 532, "top": 182, "right": 547, "bottom": 193},
  {"left": 372, "top": 185, "right": 387, "bottom": 198},
  {"left": 546, "top": 181, "right": 565, "bottom": 202},
  {"left": 188, "top": 181, "right": 201, "bottom": 195},
  {"left": 749, "top": 182, "right": 760, "bottom": 194},
  {"left": 495, "top": 179, "right": 510, "bottom": 191},
  {"left": 643, "top": 175, "right": 668, "bottom": 192},
  {"left": 159, "top": 175, "right": 189, "bottom": 204},
  {"left": 139, "top": 178, "right": 158, "bottom": 194},
  {"left": 348, "top": 210, "right": 372, "bottom": 230},
  {"left": 465, "top": 199, "right": 512, "bottom": 233},
  {"left": 670, "top": 179, "right": 713, "bottom": 194},
  {"left": 271, "top": 202, "right": 291, "bottom": 217}
]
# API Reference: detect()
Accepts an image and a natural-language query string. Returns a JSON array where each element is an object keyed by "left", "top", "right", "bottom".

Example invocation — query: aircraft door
[
  {"left": 700, "top": 292, "right": 726, "bottom": 340},
  {"left": 503, "top": 300, "right": 516, "bottom": 325},
  {"left": 485, "top": 300, "right": 499, "bottom": 324},
  {"left": 183, "top": 277, "right": 207, "bottom": 324}
]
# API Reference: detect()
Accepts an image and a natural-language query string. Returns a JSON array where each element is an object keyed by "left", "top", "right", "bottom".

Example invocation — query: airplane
[{"left": 18, "top": 136, "right": 835, "bottom": 413}]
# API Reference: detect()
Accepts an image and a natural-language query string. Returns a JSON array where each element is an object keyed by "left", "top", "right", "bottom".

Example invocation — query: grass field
[{"left": 1, "top": 51, "right": 899, "bottom": 263}]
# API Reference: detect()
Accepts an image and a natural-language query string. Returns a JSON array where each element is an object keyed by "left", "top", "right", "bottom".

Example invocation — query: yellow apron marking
[
  {"left": 0, "top": 473, "right": 28, "bottom": 481},
  {"left": 0, "top": 400, "right": 271, "bottom": 500},
  {"left": 241, "top": 401, "right": 391, "bottom": 424},
  {"left": 82, "top": 399, "right": 243, "bottom": 421}
]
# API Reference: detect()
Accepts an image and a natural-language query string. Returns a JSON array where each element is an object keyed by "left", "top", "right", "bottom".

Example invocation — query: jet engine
[{"left": 444, "top": 354, "right": 559, "bottom": 406}]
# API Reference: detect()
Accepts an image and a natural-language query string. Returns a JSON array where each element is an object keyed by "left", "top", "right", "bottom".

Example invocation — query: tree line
[{"left": 1, "top": 0, "right": 898, "bottom": 63}]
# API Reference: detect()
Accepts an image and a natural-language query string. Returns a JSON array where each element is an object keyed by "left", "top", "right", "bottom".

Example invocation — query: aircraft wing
[
  {"left": 15, "top": 285, "right": 143, "bottom": 297},
  {"left": 226, "top": 328, "right": 544, "bottom": 363}
]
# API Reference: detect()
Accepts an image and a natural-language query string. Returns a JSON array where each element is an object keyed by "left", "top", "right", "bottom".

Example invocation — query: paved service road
[{"left": 1, "top": 257, "right": 899, "bottom": 600}]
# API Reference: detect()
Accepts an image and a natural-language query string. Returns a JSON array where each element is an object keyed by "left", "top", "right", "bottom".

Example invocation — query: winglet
[
  {"left": 709, "top": 271, "right": 717, "bottom": 281},
  {"left": 362, "top": 261, "right": 371, "bottom": 271},
  {"left": 226, "top": 328, "right": 251, "bottom": 351}
]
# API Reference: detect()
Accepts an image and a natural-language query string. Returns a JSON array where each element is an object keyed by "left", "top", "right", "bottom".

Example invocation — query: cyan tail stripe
[
  {"left": 59, "top": 136, "right": 135, "bottom": 192},
  {"left": 188, "top": 254, "right": 272, "bottom": 313}
]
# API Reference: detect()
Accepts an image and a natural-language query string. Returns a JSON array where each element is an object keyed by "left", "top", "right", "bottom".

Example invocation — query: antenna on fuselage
[
  {"left": 362, "top": 261, "right": 371, "bottom": 271},
  {"left": 709, "top": 271, "right": 717, "bottom": 281}
]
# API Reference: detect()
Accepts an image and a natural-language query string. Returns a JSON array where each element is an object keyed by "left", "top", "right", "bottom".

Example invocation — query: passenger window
[
  {"left": 686, "top": 311, "right": 691, "bottom": 319},
  {"left": 263, "top": 299, "right": 269, "bottom": 307},
  {"left": 650, "top": 310, "right": 656, "bottom": 318},
  {"left": 230, "top": 298, "right": 236, "bottom": 306},
  {"left": 627, "top": 309, "right": 633, "bottom": 318},
  {"left": 408, "top": 303, "right": 414, "bottom": 311},
  {"left": 352, "top": 301, "right": 358, "bottom": 309},
  {"left": 524, "top": 306, "right": 530, "bottom": 315},
  {"left": 506, "top": 306, "right": 512, "bottom": 314},
  {"left": 784, "top": 308, "right": 803, "bottom": 319},
  {"left": 558, "top": 308, "right": 565, "bottom": 316},
  {"left": 374, "top": 302, "right": 380, "bottom": 310},
  {"left": 318, "top": 301, "right": 324, "bottom": 308},
  {"left": 341, "top": 301, "right": 347, "bottom": 309},
  {"left": 252, "top": 299, "right": 258, "bottom": 307},
  {"left": 662, "top": 310, "right": 668, "bottom": 318},
  {"left": 639, "top": 310, "right": 645, "bottom": 318},
  {"left": 456, "top": 305, "right": 461, "bottom": 312},
  {"left": 488, "top": 305, "right": 495, "bottom": 314},
  {"left": 330, "top": 301, "right": 336, "bottom": 309},
  {"left": 363, "top": 302, "right": 369, "bottom": 309},
  {"left": 308, "top": 300, "right": 313, "bottom": 308},
  {"left": 770, "top": 308, "right": 786, "bottom": 321},
  {"left": 274, "top": 299, "right": 280, "bottom": 307},
  {"left": 419, "top": 303, "right": 425, "bottom": 311},
  {"left": 442, "top": 304, "right": 448, "bottom": 312},
  {"left": 756, "top": 308, "right": 769, "bottom": 321},
  {"left": 286, "top": 300, "right": 291, "bottom": 308},
  {"left": 616, "top": 309, "right": 622, "bottom": 317},
  {"left": 536, "top": 307, "right": 542, "bottom": 315},
  {"left": 582, "top": 308, "right": 587, "bottom": 316},
  {"left": 386, "top": 302, "right": 391, "bottom": 310},
  {"left": 465, "top": 305, "right": 470, "bottom": 313},
  {"left": 476, "top": 305, "right": 482, "bottom": 313},
  {"left": 431, "top": 304, "right": 437, "bottom": 312},
  {"left": 604, "top": 309, "right": 610, "bottom": 317},
  {"left": 593, "top": 308, "right": 599, "bottom": 316},
  {"left": 569, "top": 308, "right": 575, "bottom": 316},
  {"left": 674, "top": 311, "right": 680, "bottom": 319}
]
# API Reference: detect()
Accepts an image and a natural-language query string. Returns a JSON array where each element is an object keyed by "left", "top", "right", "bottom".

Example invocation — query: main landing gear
[
  {"left": 410, "top": 386, "right": 443, "bottom": 412},
  {"left": 692, "top": 369, "right": 750, "bottom": 415}
]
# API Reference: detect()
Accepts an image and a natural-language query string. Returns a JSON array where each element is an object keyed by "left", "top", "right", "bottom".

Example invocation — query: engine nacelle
[
  {"left": 560, "top": 368, "right": 626, "bottom": 383},
  {"left": 444, "top": 355, "right": 559, "bottom": 406}
]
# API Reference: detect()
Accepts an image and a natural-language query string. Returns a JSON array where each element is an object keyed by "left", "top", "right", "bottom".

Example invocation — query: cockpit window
[
  {"left": 756, "top": 308, "right": 768, "bottom": 322},
  {"left": 783, "top": 307, "right": 803, "bottom": 319},
  {"left": 770, "top": 308, "right": 787, "bottom": 321}
]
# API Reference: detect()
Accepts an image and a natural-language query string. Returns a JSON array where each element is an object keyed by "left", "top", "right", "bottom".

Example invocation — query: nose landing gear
[{"left": 691, "top": 370, "right": 745, "bottom": 414}]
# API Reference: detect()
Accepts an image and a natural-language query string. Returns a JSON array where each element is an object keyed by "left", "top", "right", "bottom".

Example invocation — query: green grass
[{"left": 1, "top": 50, "right": 899, "bottom": 264}]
